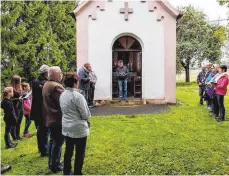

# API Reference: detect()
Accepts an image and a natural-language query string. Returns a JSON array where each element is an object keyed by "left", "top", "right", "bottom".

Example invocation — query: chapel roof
[{"left": 74, "top": 0, "right": 182, "bottom": 20}]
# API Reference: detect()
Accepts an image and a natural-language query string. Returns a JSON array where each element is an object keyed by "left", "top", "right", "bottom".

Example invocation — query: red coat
[
  {"left": 215, "top": 74, "right": 229, "bottom": 96},
  {"left": 23, "top": 95, "right": 32, "bottom": 115}
]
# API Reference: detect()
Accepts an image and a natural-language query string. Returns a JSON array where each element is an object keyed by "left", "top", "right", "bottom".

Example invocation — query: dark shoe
[
  {"left": 209, "top": 113, "right": 217, "bottom": 117},
  {"left": 5, "top": 144, "right": 17, "bottom": 149},
  {"left": 119, "top": 99, "right": 122, "bottom": 103},
  {"left": 40, "top": 151, "right": 49, "bottom": 157},
  {"left": 51, "top": 165, "right": 63, "bottom": 173},
  {"left": 217, "top": 118, "right": 225, "bottom": 122},
  {"left": 59, "top": 160, "right": 64, "bottom": 167},
  {"left": 10, "top": 143, "right": 17, "bottom": 147},
  {"left": 1, "top": 164, "right": 11, "bottom": 174},
  {"left": 125, "top": 99, "right": 129, "bottom": 103},
  {"left": 17, "top": 137, "right": 23, "bottom": 141}
]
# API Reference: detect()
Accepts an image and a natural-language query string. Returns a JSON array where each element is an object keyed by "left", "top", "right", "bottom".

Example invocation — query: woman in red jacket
[{"left": 215, "top": 65, "right": 228, "bottom": 122}]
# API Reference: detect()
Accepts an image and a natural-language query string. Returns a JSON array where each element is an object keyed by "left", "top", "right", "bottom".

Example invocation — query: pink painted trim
[
  {"left": 159, "top": 1, "right": 179, "bottom": 18},
  {"left": 74, "top": 1, "right": 92, "bottom": 15},
  {"left": 75, "top": 0, "right": 180, "bottom": 19},
  {"left": 163, "top": 12, "right": 176, "bottom": 103}
]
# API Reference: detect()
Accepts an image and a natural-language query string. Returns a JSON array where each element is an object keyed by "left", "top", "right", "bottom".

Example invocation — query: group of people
[
  {"left": 1, "top": 76, "right": 33, "bottom": 150},
  {"left": 1, "top": 63, "right": 97, "bottom": 175},
  {"left": 197, "top": 64, "right": 228, "bottom": 122}
]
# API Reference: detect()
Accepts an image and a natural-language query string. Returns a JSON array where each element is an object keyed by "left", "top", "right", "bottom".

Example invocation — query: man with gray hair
[
  {"left": 43, "top": 66, "right": 65, "bottom": 173},
  {"left": 31, "top": 64, "right": 50, "bottom": 157}
]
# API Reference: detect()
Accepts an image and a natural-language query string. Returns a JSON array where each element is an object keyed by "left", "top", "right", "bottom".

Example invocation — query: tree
[
  {"left": 218, "top": 0, "right": 229, "bottom": 7},
  {"left": 1, "top": 1, "right": 26, "bottom": 86},
  {"left": 177, "top": 6, "right": 211, "bottom": 82},
  {"left": 204, "top": 25, "right": 227, "bottom": 63},
  {"left": 218, "top": 0, "right": 229, "bottom": 65},
  {"left": 177, "top": 6, "right": 227, "bottom": 82},
  {"left": 1, "top": 1, "right": 76, "bottom": 86}
]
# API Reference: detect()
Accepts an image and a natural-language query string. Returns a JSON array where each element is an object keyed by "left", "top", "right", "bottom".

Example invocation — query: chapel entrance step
[{"left": 110, "top": 99, "right": 144, "bottom": 106}]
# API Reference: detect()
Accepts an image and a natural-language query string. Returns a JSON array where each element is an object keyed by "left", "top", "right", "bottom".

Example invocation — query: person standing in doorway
[
  {"left": 197, "top": 66, "right": 206, "bottom": 105},
  {"left": 116, "top": 60, "right": 129, "bottom": 102},
  {"left": 78, "top": 63, "right": 91, "bottom": 104},
  {"left": 88, "top": 65, "right": 97, "bottom": 108},
  {"left": 30, "top": 65, "right": 50, "bottom": 157},
  {"left": 43, "top": 66, "right": 65, "bottom": 173}
]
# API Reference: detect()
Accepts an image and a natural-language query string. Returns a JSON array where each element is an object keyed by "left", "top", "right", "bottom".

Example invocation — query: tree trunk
[{"left": 185, "top": 66, "right": 190, "bottom": 82}]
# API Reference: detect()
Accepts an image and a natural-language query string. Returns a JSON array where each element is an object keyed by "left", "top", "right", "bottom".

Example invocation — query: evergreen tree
[{"left": 1, "top": 1, "right": 76, "bottom": 86}]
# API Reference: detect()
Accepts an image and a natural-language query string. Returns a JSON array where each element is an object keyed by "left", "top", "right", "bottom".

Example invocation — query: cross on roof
[{"left": 120, "top": 2, "right": 133, "bottom": 21}]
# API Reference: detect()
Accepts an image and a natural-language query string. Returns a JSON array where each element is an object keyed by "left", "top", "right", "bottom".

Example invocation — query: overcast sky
[{"left": 169, "top": 0, "right": 228, "bottom": 23}]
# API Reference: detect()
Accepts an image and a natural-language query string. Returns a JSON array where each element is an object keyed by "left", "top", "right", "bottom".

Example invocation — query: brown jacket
[{"left": 42, "top": 80, "right": 64, "bottom": 127}]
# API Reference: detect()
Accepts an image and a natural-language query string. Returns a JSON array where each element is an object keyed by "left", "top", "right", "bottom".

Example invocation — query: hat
[{"left": 39, "top": 65, "right": 50, "bottom": 73}]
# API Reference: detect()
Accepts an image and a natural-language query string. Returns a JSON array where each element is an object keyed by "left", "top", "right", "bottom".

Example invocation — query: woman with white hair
[{"left": 204, "top": 64, "right": 219, "bottom": 111}]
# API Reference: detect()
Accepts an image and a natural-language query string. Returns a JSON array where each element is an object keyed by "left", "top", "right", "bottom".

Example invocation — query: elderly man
[
  {"left": 197, "top": 65, "right": 206, "bottom": 105},
  {"left": 30, "top": 65, "right": 50, "bottom": 157},
  {"left": 78, "top": 63, "right": 91, "bottom": 104},
  {"left": 43, "top": 66, "right": 65, "bottom": 173}
]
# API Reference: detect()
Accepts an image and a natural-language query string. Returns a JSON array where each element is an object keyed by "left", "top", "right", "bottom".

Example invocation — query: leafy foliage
[
  {"left": 1, "top": 1, "right": 76, "bottom": 86},
  {"left": 176, "top": 6, "right": 227, "bottom": 82}
]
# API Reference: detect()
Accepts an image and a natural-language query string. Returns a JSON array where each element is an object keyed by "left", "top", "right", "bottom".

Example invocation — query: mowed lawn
[{"left": 1, "top": 83, "right": 229, "bottom": 175}]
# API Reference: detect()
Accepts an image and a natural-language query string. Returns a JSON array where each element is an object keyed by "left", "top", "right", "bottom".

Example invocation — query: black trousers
[
  {"left": 199, "top": 86, "right": 204, "bottom": 104},
  {"left": 64, "top": 136, "right": 87, "bottom": 175},
  {"left": 5, "top": 123, "right": 13, "bottom": 146},
  {"left": 11, "top": 109, "right": 23, "bottom": 139},
  {"left": 213, "top": 95, "right": 218, "bottom": 115},
  {"left": 88, "top": 85, "right": 95, "bottom": 106},
  {"left": 215, "top": 94, "right": 225, "bottom": 120},
  {"left": 34, "top": 119, "right": 49, "bottom": 155}
]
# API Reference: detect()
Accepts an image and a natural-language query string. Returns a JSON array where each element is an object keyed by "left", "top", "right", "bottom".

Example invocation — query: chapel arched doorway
[{"left": 112, "top": 36, "right": 142, "bottom": 99}]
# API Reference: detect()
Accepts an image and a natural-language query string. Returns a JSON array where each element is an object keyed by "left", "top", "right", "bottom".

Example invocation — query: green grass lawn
[{"left": 1, "top": 83, "right": 229, "bottom": 175}]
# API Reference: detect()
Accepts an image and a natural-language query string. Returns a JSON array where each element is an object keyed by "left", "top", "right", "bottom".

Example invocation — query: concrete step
[{"left": 110, "top": 100, "right": 144, "bottom": 106}]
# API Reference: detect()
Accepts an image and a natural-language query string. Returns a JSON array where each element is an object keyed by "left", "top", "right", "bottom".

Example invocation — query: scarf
[
  {"left": 83, "top": 66, "right": 89, "bottom": 74},
  {"left": 215, "top": 72, "right": 228, "bottom": 83}
]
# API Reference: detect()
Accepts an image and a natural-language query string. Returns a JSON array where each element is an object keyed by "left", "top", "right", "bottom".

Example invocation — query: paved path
[{"left": 90, "top": 104, "right": 169, "bottom": 116}]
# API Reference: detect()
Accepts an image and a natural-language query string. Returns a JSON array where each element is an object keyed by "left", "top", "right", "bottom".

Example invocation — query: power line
[{"left": 208, "top": 19, "right": 229, "bottom": 22}]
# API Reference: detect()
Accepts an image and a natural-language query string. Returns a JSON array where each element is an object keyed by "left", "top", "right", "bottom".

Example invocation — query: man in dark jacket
[
  {"left": 116, "top": 60, "right": 129, "bottom": 102},
  {"left": 30, "top": 65, "right": 50, "bottom": 157},
  {"left": 43, "top": 66, "right": 65, "bottom": 173},
  {"left": 78, "top": 63, "right": 91, "bottom": 104},
  {"left": 197, "top": 66, "right": 206, "bottom": 105}
]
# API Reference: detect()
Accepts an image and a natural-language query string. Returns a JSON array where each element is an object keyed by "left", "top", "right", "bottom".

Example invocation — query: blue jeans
[
  {"left": 5, "top": 124, "right": 13, "bottom": 146},
  {"left": 118, "top": 79, "right": 127, "bottom": 99},
  {"left": 49, "top": 126, "right": 64, "bottom": 170},
  {"left": 24, "top": 114, "right": 31, "bottom": 134}
]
